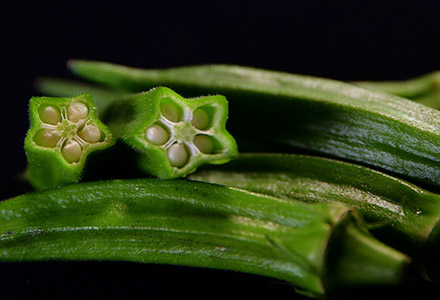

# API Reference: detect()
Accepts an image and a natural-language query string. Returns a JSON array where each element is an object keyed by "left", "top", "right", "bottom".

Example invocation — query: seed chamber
[
  {"left": 144, "top": 98, "right": 222, "bottom": 169},
  {"left": 35, "top": 101, "right": 103, "bottom": 164}
]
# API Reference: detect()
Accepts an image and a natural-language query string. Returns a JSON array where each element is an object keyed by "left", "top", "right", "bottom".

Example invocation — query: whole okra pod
[
  {"left": 68, "top": 61, "right": 440, "bottom": 189},
  {"left": 0, "top": 179, "right": 409, "bottom": 297},
  {"left": 189, "top": 153, "right": 440, "bottom": 280}
]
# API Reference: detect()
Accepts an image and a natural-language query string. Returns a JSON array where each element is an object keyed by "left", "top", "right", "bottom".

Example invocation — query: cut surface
[
  {"left": 78, "top": 124, "right": 101, "bottom": 143},
  {"left": 160, "top": 100, "right": 182, "bottom": 122},
  {"left": 39, "top": 105, "right": 61, "bottom": 125},
  {"left": 61, "top": 139, "right": 82, "bottom": 163},
  {"left": 34, "top": 129, "right": 61, "bottom": 147},
  {"left": 146, "top": 124, "right": 169, "bottom": 145},
  {"left": 67, "top": 102, "right": 88, "bottom": 123},
  {"left": 194, "top": 135, "right": 214, "bottom": 153},
  {"left": 191, "top": 108, "right": 209, "bottom": 130},
  {"left": 168, "top": 143, "right": 188, "bottom": 167}
]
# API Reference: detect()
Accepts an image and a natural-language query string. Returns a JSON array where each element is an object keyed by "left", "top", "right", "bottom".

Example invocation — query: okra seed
[
  {"left": 161, "top": 102, "right": 181, "bottom": 122},
  {"left": 78, "top": 124, "right": 101, "bottom": 143},
  {"left": 193, "top": 135, "right": 214, "bottom": 153},
  {"left": 39, "top": 106, "right": 61, "bottom": 125},
  {"left": 62, "top": 139, "right": 82, "bottom": 163},
  {"left": 168, "top": 143, "right": 188, "bottom": 167},
  {"left": 67, "top": 102, "right": 88, "bottom": 123},
  {"left": 191, "top": 108, "right": 209, "bottom": 130},
  {"left": 146, "top": 125, "right": 169, "bottom": 145},
  {"left": 35, "top": 130, "right": 61, "bottom": 148}
]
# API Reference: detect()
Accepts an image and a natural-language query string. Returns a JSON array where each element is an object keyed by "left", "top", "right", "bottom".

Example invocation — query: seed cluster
[
  {"left": 144, "top": 99, "right": 216, "bottom": 168},
  {"left": 34, "top": 102, "right": 102, "bottom": 163}
]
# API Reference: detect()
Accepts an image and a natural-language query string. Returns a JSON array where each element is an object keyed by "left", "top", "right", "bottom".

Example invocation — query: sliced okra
[
  {"left": 25, "top": 94, "right": 114, "bottom": 190},
  {"left": 111, "top": 87, "right": 238, "bottom": 179}
]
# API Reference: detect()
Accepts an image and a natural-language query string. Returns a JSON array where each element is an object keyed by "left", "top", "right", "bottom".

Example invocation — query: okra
[
  {"left": 0, "top": 179, "right": 409, "bottom": 297},
  {"left": 98, "top": 87, "right": 237, "bottom": 179},
  {"left": 354, "top": 72, "right": 440, "bottom": 110},
  {"left": 25, "top": 94, "right": 114, "bottom": 190},
  {"left": 68, "top": 61, "right": 440, "bottom": 189},
  {"left": 188, "top": 153, "right": 440, "bottom": 280}
]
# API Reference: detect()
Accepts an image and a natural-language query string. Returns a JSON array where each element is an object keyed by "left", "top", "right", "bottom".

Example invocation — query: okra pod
[
  {"left": 101, "top": 87, "right": 237, "bottom": 178},
  {"left": 354, "top": 72, "right": 440, "bottom": 109},
  {"left": 189, "top": 153, "right": 440, "bottom": 280},
  {"left": 68, "top": 61, "right": 440, "bottom": 189},
  {"left": 25, "top": 94, "right": 114, "bottom": 190},
  {"left": 0, "top": 179, "right": 408, "bottom": 297}
]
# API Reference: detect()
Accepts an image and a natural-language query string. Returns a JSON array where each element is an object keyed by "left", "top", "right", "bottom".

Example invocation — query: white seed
[
  {"left": 61, "top": 139, "right": 82, "bottom": 163},
  {"left": 191, "top": 108, "right": 209, "bottom": 130},
  {"left": 67, "top": 102, "right": 88, "bottom": 123},
  {"left": 78, "top": 124, "right": 101, "bottom": 143},
  {"left": 161, "top": 102, "right": 181, "bottom": 122},
  {"left": 39, "top": 106, "right": 61, "bottom": 125},
  {"left": 193, "top": 135, "right": 214, "bottom": 154},
  {"left": 35, "top": 130, "right": 61, "bottom": 148},
  {"left": 145, "top": 125, "right": 169, "bottom": 145},
  {"left": 167, "top": 143, "right": 188, "bottom": 167}
]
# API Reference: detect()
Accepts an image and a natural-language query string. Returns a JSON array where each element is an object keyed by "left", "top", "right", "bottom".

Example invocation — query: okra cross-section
[
  {"left": 25, "top": 94, "right": 114, "bottom": 189},
  {"left": 109, "top": 87, "right": 238, "bottom": 179}
]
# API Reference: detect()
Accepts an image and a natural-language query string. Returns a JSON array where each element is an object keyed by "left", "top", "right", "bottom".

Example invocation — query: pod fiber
[
  {"left": 189, "top": 153, "right": 440, "bottom": 280},
  {"left": 0, "top": 179, "right": 408, "bottom": 297},
  {"left": 68, "top": 61, "right": 440, "bottom": 189}
]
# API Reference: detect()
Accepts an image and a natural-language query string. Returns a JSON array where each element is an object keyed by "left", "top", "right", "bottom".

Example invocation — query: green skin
[
  {"left": 188, "top": 153, "right": 440, "bottom": 280},
  {"left": 354, "top": 72, "right": 440, "bottom": 110},
  {"left": 101, "top": 87, "right": 238, "bottom": 179},
  {"left": 0, "top": 179, "right": 409, "bottom": 297},
  {"left": 66, "top": 61, "right": 440, "bottom": 190},
  {"left": 25, "top": 94, "right": 114, "bottom": 190}
]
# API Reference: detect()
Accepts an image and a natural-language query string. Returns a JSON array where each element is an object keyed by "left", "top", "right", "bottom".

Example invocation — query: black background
[{"left": 2, "top": 0, "right": 440, "bottom": 299}]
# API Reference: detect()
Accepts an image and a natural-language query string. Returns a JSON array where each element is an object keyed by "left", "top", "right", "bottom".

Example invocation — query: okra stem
[
  {"left": 189, "top": 153, "right": 440, "bottom": 280},
  {"left": 67, "top": 61, "right": 440, "bottom": 189},
  {"left": 0, "top": 179, "right": 409, "bottom": 297}
]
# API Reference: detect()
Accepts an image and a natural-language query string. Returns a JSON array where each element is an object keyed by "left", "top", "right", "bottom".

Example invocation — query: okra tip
[{"left": 323, "top": 215, "right": 410, "bottom": 295}]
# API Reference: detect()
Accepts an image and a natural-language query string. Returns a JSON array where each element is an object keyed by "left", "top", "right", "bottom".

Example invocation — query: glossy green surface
[
  {"left": 101, "top": 87, "right": 238, "bottom": 179},
  {"left": 68, "top": 61, "right": 440, "bottom": 189},
  {"left": 189, "top": 153, "right": 440, "bottom": 278},
  {"left": 25, "top": 94, "right": 114, "bottom": 190},
  {"left": 0, "top": 179, "right": 408, "bottom": 297},
  {"left": 355, "top": 72, "right": 440, "bottom": 109}
]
